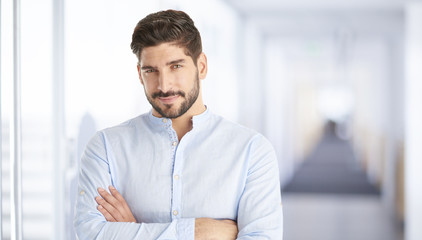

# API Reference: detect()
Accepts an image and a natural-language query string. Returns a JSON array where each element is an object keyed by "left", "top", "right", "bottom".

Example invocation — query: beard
[{"left": 145, "top": 75, "right": 200, "bottom": 119}]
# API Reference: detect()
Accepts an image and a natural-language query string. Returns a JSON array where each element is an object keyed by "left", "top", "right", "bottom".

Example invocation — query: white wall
[
  {"left": 263, "top": 39, "right": 296, "bottom": 186},
  {"left": 405, "top": 3, "right": 422, "bottom": 240},
  {"left": 237, "top": 19, "right": 265, "bottom": 132}
]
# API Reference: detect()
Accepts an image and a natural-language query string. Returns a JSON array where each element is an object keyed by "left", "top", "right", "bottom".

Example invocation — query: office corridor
[
  {"left": 282, "top": 125, "right": 403, "bottom": 240},
  {"left": 283, "top": 123, "right": 379, "bottom": 195}
]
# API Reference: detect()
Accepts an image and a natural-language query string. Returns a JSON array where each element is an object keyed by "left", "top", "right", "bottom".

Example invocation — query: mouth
[{"left": 158, "top": 95, "right": 179, "bottom": 105}]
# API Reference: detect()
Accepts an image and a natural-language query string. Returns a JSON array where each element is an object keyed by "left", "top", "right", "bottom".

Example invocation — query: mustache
[{"left": 152, "top": 90, "right": 186, "bottom": 99}]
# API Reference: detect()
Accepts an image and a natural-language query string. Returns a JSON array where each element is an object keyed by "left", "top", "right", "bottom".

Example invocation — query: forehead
[{"left": 139, "top": 43, "right": 191, "bottom": 66}]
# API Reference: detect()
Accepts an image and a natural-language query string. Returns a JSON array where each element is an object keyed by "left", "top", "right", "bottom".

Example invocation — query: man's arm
[
  {"left": 96, "top": 186, "right": 238, "bottom": 239},
  {"left": 95, "top": 186, "right": 136, "bottom": 223},
  {"left": 74, "top": 132, "right": 195, "bottom": 240},
  {"left": 236, "top": 135, "right": 283, "bottom": 239}
]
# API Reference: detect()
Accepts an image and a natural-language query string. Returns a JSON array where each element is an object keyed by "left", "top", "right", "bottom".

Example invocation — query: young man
[{"left": 74, "top": 10, "right": 283, "bottom": 239}]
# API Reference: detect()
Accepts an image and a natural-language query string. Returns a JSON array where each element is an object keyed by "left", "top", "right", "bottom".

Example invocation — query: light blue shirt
[{"left": 74, "top": 108, "right": 283, "bottom": 239}]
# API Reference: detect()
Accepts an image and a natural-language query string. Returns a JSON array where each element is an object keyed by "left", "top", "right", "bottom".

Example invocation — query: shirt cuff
[{"left": 176, "top": 218, "right": 195, "bottom": 240}]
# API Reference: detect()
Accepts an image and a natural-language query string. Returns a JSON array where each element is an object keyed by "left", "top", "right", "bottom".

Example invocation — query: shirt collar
[
  {"left": 192, "top": 106, "right": 210, "bottom": 128},
  {"left": 147, "top": 106, "right": 211, "bottom": 128}
]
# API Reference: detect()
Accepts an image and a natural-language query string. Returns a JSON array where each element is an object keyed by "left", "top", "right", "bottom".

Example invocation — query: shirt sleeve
[
  {"left": 236, "top": 135, "right": 284, "bottom": 239},
  {"left": 73, "top": 131, "right": 195, "bottom": 240}
]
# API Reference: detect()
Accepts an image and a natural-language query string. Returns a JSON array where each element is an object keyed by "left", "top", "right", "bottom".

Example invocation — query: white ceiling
[
  {"left": 224, "top": 0, "right": 408, "bottom": 37},
  {"left": 224, "top": 0, "right": 409, "bottom": 13}
]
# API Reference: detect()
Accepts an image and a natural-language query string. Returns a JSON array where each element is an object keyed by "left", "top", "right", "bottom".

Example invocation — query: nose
[{"left": 157, "top": 71, "right": 173, "bottom": 93}]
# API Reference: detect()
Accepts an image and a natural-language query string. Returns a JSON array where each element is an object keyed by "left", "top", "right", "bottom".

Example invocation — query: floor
[
  {"left": 282, "top": 193, "right": 402, "bottom": 240},
  {"left": 283, "top": 129, "right": 379, "bottom": 195},
  {"left": 281, "top": 124, "right": 403, "bottom": 240}
]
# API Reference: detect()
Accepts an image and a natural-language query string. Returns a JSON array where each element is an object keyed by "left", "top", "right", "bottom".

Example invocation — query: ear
[
  {"left": 137, "top": 64, "right": 144, "bottom": 85},
  {"left": 197, "top": 52, "right": 208, "bottom": 80}
]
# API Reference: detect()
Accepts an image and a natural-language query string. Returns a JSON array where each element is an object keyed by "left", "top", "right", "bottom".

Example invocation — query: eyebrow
[
  {"left": 167, "top": 59, "right": 185, "bottom": 66},
  {"left": 140, "top": 59, "right": 186, "bottom": 70}
]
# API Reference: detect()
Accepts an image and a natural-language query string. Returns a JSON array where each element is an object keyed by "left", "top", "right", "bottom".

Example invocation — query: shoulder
[
  {"left": 101, "top": 113, "right": 148, "bottom": 136},
  {"left": 86, "top": 113, "right": 150, "bottom": 148},
  {"left": 208, "top": 114, "right": 277, "bottom": 169},
  {"left": 209, "top": 113, "right": 257, "bottom": 135},
  {"left": 208, "top": 113, "right": 272, "bottom": 149}
]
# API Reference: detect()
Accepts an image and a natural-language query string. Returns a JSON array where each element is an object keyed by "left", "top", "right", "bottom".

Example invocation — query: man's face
[{"left": 137, "top": 43, "right": 206, "bottom": 119}]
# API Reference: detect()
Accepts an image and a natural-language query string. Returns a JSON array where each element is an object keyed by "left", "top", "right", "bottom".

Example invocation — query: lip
[{"left": 158, "top": 95, "right": 179, "bottom": 104}]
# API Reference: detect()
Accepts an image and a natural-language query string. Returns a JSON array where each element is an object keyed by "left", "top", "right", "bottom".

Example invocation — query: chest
[{"left": 108, "top": 132, "right": 249, "bottom": 222}]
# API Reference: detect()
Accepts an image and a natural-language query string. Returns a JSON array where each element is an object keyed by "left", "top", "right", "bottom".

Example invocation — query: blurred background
[{"left": 1, "top": 0, "right": 422, "bottom": 239}]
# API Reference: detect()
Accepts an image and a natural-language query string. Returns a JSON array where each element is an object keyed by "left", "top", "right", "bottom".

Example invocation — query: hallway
[
  {"left": 282, "top": 125, "right": 403, "bottom": 240},
  {"left": 283, "top": 123, "right": 379, "bottom": 195}
]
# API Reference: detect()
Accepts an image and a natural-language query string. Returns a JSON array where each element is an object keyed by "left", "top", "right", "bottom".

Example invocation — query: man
[{"left": 74, "top": 10, "right": 283, "bottom": 239}]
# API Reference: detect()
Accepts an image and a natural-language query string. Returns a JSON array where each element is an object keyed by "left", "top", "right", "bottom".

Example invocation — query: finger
[
  {"left": 97, "top": 187, "right": 112, "bottom": 199},
  {"left": 98, "top": 187, "right": 123, "bottom": 210},
  {"left": 95, "top": 196, "right": 124, "bottom": 221},
  {"left": 108, "top": 186, "right": 137, "bottom": 223},
  {"left": 97, "top": 205, "right": 117, "bottom": 222},
  {"left": 109, "top": 185, "right": 125, "bottom": 203},
  {"left": 109, "top": 186, "right": 132, "bottom": 212}
]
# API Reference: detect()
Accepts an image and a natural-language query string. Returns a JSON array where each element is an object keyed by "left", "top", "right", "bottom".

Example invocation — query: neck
[
  {"left": 153, "top": 97, "right": 206, "bottom": 141},
  {"left": 174, "top": 102, "right": 206, "bottom": 141}
]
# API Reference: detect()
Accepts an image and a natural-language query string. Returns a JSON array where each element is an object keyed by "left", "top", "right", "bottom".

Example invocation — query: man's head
[
  {"left": 131, "top": 10, "right": 202, "bottom": 64},
  {"left": 132, "top": 10, "right": 207, "bottom": 119}
]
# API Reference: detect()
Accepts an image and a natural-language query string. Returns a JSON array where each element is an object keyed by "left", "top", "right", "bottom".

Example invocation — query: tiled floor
[{"left": 282, "top": 193, "right": 403, "bottom": 240}]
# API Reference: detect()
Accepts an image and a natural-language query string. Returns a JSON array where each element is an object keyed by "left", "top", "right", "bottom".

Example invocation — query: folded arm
[
  {"left": 96, "top": 185, "right": 238, "bottom": 239},
  {"left": 74, "top": 132, "right": 195, "bottom": 240},
  {"left": 75, "top": 132, "right": 238, "bottom": 240},
  {"left": 236, "top": 135, "right": 284, "bottom": 239}
]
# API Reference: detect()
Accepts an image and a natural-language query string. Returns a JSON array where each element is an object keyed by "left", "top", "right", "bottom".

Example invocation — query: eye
[
  {"left": 172, "top": 64, "right": 182, "bottom": 69},
  {"left": 145, "top": 69, "right": 156, "bottom": 73}
]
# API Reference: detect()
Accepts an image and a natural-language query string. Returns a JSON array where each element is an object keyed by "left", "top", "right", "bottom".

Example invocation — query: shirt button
[
  {"left": 80, "top": 190, "right": 85, "bottom": 195},
  {"left": 173, "top": 210, "right": 178, "bottom": 216},
  {"left": 172, "top": 141, "right": 178, "bottom": 146},
  {"left": 174, "top": 175, "right": 179, "bottom": 180},
  {"left": 162, "top": 119, "right": 167, "bottom": 123}
]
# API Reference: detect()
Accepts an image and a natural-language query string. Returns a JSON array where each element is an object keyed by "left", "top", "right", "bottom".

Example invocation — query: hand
[
  {"left": 95, "top": 186, "right": 137, "bottom": 223},
  {"left": 195, "top": 218, "right": 238, "bottom": 240}
]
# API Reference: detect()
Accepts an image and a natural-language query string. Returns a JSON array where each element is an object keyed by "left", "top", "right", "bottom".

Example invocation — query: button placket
[{"left": 169, "top": 128, "right": 182, "bottom": 220}]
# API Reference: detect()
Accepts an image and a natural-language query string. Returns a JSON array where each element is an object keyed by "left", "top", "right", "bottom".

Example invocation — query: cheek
[
  {"left": 144, "top": 83, "right": 156, "bottom": 94},
  {"left": 177, "top": 71, "right": 196, "bottom": 86},
  {"left": 141, "top": 80, "right": 154, "bottom": 93},
  {"left": 142, "top": 76, "right": 157, "bottom": 87}
]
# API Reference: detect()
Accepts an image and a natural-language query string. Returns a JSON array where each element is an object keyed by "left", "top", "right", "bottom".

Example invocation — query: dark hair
[{"left": 131, "top": 10, "right": 202, "bottom": 63}]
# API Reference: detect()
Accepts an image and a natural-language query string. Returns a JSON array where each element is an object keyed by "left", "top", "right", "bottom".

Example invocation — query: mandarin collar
[{"left": 147, "top": 106, "right": 210, "bottom": 128}]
